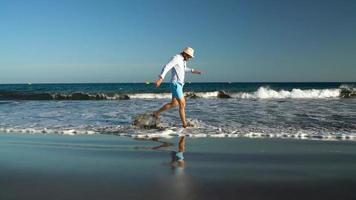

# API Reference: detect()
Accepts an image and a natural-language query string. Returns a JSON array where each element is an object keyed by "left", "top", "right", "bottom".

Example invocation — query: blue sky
[{"left": 0, "top": 0, "right": 355, "bottom": 83}]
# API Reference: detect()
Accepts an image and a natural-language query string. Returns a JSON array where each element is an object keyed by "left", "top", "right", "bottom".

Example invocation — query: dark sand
[{"left": 1, "top": 133, "right": 356, "bottom": 200}]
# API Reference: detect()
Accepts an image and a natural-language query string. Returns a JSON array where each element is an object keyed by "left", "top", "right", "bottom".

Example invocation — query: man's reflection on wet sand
[
  {"left": 136, "top": 136, "right": 193, "bottom": 199},
  {"left": 134, "top": 137, "right": 173, "bottom": 150},
  {"left": 134, "top": 136, "right": 187, "bottom": 174},
  {"left": 170, "top": 136, "right": 186, "bottom": 174},
  {"left": 168, "top": 136, "right": 194, "bottom": 200}
]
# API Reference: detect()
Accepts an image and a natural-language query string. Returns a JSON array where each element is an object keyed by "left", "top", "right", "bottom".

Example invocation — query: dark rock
[
  {"left": 217, "top": 91, "right": 231, "bottom": 98},
  {"left": 133, "top": 114, "right": 160, "bottom": 129},
  {"left": 53, "top": 94, "right": 68, "bottom": 100},
  {"left": 118, "top": 94, "right": 130, "bottom": 100},
  {"left": 28, "top": 93, "right": 53, "bottom": 100},
  {"left": 95, "top": 94, "right": 106, "bottom": 100},
  {"left": 185, "top": 92, "right": 199, "bottom": 99},
  {"left": 0, "top": 92, "right": 53, "bottom": 100},
  {"left": 340, "top": 88, "right": 356, "bottom": 98},
  {"left": 71, "top": 93, "right": 90, "bottom": 100}
]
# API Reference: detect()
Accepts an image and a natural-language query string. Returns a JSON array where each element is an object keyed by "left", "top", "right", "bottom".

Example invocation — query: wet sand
[{"left": 0, "top": 133, "right": 356, "bottom": 200}]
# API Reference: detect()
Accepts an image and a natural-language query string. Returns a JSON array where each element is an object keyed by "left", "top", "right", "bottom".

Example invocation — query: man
[{"left": 153, "top": 47, "right": 202, "bottom": 128}]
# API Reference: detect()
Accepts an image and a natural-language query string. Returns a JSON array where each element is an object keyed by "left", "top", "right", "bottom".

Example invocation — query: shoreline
[{"left": 1, "top": 131, "right": 356, "bottom": 142}]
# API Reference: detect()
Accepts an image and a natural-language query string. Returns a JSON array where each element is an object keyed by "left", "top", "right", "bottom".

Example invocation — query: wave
[
  {"left": 124, "top": 86, "right": 356, "bottom": 99},
  {"left": 0, "top": 86, "right": 355, "bottom": 100},
  {"left": 0, "top": 91, "right": 130, "bottom": 101},
  {"left": 233, "top": 87, "right": 341, "bottom": 99}
]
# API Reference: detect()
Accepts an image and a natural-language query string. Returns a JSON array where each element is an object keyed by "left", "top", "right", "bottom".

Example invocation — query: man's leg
[
  {"left": 153, "top": 98, "right": 178, "bottom": 118},
  {"left": 177, "top": 98, "right": 188, "bottom": 128}
]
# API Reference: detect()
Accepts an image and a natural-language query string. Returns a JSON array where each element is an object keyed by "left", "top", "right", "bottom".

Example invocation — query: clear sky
[{"left": 0, "top": 0, "right": 355, "bottom": 83}]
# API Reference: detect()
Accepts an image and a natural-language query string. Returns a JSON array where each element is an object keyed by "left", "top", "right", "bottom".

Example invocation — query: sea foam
[
  {"left": 128, "top": 87, "right": 342, "bottom": 99},
  {"left": 0, "top": 86, "right": 354, "bottom": 100},
  {"left": 232, "top": 87, "right": 341, "bottom": 99}
]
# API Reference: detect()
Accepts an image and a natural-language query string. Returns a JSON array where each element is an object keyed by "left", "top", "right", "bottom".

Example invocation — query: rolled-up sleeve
[
  {"left": 159, "top": 57, "right": 177, "bottom": 79},
  {"left": 185, "top": 67, "right": 194, "bottom": 73}
]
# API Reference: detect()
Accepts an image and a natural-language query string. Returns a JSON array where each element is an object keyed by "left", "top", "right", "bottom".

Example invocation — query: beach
[
  {"left": 2, "top": 0, "right": 356, "bottom": 198},
  {"left": 1, "top": 133, "right": 356, "bottom": 200}
]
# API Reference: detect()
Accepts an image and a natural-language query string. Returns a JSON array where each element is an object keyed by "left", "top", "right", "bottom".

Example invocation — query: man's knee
[
  {"left": 178, "top": 99, "right": 186, "bottom": 108},
  {"left": 171, "top": 101, "right": 179, "bottom": 107}
]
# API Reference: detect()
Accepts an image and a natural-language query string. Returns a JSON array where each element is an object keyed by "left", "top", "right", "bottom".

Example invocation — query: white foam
[
  {"left": 127, "top": 91, "right": 219, "bottom": 99},
  {"left": 189, "top": 133, "right": 208, "bottom": 137},
  {"left": 0, "top": 126, "right": 354, "bottom": 141},
  {"left": 128, "top": 93, "right": 172, "bottom": 99},
  {"left": 63, "top": 130, "right": 76, "bottom": 135},
  {"left": 131, "top": 129, "right": 176, "bottom": 139},
  {"left": 0, "top": 127, "right": 99, "bottom": 136},
  {"left": 210, "top": 133, "right": 228, "bottom": 138},
  {"left": 231, "top": 87, "right": 340, "bottom": 99},
  {"left": 194, "top": 91, "right": 219, "bottom": 98},
  {"left": 127, "top": 87, "right": 341, "bottom": 99}
]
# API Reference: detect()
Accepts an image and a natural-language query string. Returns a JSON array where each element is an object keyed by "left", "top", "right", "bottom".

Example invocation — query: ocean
[{"left": 0, "top": 82, "right": 355, "bottom": 140}]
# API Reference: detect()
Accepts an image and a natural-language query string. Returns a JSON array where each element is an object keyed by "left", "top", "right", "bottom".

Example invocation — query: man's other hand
[{"left": 155, "top": 78, "right": 163, "bottom": 88}]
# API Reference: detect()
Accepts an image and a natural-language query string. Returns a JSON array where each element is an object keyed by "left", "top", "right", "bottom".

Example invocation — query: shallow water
[
  {"left": 0, "top": 83, "right": 355, "bottom": 140},
  {"left": 0, "top": 98, "right": 355, "bottom": 140}
]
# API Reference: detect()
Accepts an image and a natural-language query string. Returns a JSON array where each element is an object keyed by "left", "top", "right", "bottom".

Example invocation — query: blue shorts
[{"left": 171, "top": 82, "right": 184, "bottom": 100}]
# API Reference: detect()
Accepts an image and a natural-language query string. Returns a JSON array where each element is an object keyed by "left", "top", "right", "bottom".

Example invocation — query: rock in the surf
[
  {"left": 217, "top": 91, "right": 231, "bottom": 98},
  {"left": 117, "top": 94, "right": 130, "bottom": 100},
  {"left": 340, "top": 88, "right": 356, "bottom": 98},
  {"left": 133, "top": 114, "right": 161, "bottom": 129},
  {"left": 71, "top": 92, "right": 90, "bottom": 100},
  {"left": 185, "top": 92, "right": 199, "bottom": 99}
]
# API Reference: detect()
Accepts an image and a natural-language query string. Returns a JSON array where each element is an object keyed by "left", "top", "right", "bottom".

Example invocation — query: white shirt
[{"left": 159, "top": 54, "right": 194, "bottom": 84}]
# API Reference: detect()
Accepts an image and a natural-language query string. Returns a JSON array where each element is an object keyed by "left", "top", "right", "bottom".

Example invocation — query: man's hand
[
  {"left": 155, "top": 78, "right": 163, "bottom": 88},
  {"left": 192, "top": 70, "right": 202, "bottom": 75}
]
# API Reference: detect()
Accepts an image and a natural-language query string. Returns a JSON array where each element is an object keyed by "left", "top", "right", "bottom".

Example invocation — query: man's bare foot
[{"left": 183, "top": 122, "right": 188, "bottom": 128}]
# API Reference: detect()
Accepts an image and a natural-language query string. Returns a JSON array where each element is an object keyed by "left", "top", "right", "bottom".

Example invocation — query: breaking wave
[
  {"left": 0, "top": 86, "right": 355, "bottom": 100},
  {"left": 233, "top": 87, "right": 341, "bottom": 99}
]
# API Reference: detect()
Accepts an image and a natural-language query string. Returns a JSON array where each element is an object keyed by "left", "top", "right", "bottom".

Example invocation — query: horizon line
[{"left": 0, "top": 81, "right": 355, "bottom": 85}]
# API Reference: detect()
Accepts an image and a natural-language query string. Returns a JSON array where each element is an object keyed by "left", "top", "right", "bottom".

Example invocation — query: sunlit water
[{"left": 0, "top": 97, "right": 355, "bottom": 140}]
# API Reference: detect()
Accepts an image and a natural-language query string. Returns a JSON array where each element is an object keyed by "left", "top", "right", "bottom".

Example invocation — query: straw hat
[{"left": 183, "top": 47, "right": 195, "bottom": 58}]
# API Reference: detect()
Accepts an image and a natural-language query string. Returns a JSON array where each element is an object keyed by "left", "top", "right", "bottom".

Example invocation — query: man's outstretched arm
[
  {"left": 192, "top": 69, "right": 202, "bottom": 75},
  {"left": 185, "top": 67, "right": 202, "bottom": 75}
]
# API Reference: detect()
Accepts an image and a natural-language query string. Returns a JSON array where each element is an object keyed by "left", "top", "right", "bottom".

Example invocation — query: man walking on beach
[{"left": 153, "top": 47, "right": 202, "bottom": 128}]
